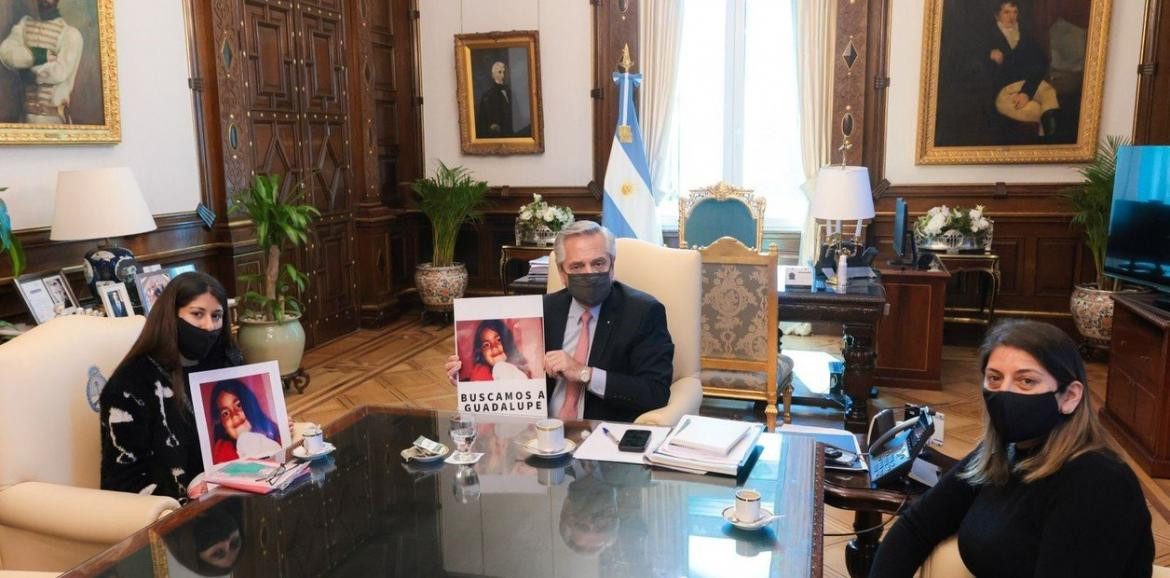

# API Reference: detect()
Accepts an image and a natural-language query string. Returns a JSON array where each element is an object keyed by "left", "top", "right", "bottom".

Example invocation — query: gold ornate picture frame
[
  {"left": 916, "top": 0, "right": 1110, "bottom": 165},
  {"left": 454, "top": 30, "right": 544, "bottom": 155},
  {"left": 0, "top": 0, "right": 121, "bottom": 145}
]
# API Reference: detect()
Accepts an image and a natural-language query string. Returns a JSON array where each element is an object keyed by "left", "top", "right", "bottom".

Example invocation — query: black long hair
[{"left": 114, "top": 272, "right": 237, "bottom": 410}]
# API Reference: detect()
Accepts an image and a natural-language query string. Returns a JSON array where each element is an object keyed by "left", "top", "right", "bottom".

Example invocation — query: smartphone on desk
[{"left": 618, "top": 429, "right": 652, "bottom": 452}]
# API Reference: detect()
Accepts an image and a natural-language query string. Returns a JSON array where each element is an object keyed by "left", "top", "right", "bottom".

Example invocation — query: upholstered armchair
[
  {"left": 0, "top": 316, "right": 180, "bottom": 575},
  {"left": 697, "top": 237, "right": 794, "bottom": 430},
  {"left": 548, "top": 238, "right": 702, "bottom": 426},
  {"left": 678, "top": 182, "right": 766, "bottom": 250}
]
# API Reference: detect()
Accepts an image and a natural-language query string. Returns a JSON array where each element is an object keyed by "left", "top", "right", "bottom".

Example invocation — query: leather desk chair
[{"left": 548, "top": 238, "right": 702, "bottom": 426}]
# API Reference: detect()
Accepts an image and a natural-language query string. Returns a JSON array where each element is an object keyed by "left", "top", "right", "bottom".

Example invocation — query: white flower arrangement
[
  {"left": 914, "top": 204, "right": 994, "bottom": 252},
  {"left": 517, "top": 194, "right": 574, "bottom": 233}
]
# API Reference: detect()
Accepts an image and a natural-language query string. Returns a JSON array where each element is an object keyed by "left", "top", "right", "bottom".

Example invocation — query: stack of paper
[
  {"left": 645, "top": 415, "right": 763, "bottom": 476},
  {"left": 205, "top": 459, "right": 310, "bottom": 494},
  {"left": 527, "top": 256, "right": 549, "bottom": 283}
]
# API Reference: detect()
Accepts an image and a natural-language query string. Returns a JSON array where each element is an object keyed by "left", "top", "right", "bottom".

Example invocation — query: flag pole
[{"left": 618, "top": 44, "right": 634, "bottom": 144}]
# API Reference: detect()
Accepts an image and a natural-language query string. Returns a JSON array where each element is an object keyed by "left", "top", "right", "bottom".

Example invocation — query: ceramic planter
[
  {"left": 415, "top": 262, "right": 468, "bottom": 311},
  {"left": 1070, "top": 284, "right": 1147, "bottom": 348},
  {"left": 237, "top": 315, "right": 306, "bottom": 376}
]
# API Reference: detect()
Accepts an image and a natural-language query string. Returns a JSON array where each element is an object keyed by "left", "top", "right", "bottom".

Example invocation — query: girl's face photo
[
  {"left": 216, "top": 391, "right": 252, "bottom": 439},
  {"left": 479, "top": 328, "right": 506, "bottom": 366}
]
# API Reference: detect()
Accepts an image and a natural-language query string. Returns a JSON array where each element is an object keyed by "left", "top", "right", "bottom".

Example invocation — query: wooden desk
[
  {"left": 824, "top": 447, "right": 960, "bottom": 578},
  {"left": 778, "top": 277, "right": 887, "bottom": 434},
  {"left": 73, "top": 406, "right": 826, "bottom": 578},
  {"left": 873, "top": 261, "right": 949, "bottom": 390},
  {"left": 498, "top": 245, "right": 552, "bottom": 295}
]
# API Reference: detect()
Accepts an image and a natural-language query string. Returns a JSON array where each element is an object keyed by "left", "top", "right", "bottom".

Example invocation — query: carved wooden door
[{"left": 240, "top": 0, "right": 358, "bottom": 347}]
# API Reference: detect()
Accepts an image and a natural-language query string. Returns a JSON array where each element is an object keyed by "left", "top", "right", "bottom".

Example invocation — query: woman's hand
[
  {"left": 187, "top": 473, "right": 209, "bottom": 500},
  {"left": 445, "top": 354, "right": 461, "bottom": 385}
]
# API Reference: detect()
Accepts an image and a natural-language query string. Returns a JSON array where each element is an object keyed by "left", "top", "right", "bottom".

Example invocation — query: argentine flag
[{"left": 602, "top": 71, "right": 662, "bottom": 244}]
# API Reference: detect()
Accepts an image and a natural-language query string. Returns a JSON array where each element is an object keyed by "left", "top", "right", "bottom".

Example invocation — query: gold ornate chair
[
  {"left": 679, "top": 182, "right": 766, "bottom": 250},
  {"left": 698, "top": 237, "right": 794, "bottom": 430}
]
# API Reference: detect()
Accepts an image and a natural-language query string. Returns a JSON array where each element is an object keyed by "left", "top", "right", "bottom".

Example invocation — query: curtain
[
  {"left": 795, "top": 0, "right": 837, "bottom": 264},
  {"left": 639, "top": 0, "right": 683, "bottom": 203}
]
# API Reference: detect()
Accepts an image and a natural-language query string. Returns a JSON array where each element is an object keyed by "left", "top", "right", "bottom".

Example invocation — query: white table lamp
[
  {"left": 811, "top": 165, "right": 875, "bottom": 243},
  {"left": 50, "top": 167, "right": 157, "bottom": 293}
]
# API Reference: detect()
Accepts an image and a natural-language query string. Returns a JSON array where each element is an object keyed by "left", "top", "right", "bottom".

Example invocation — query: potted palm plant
[
  {"left": 0, "top": 187, "right": 25, "bottom": 277},
  {"left": 1065, "top": 136, "right": 1144, "bottom": 350},
  {"left": 411, "top": 162, "right": 489, "bottom": 311},
  {"left": 231, "top": 174, "right": 319, "bottom": 376}
]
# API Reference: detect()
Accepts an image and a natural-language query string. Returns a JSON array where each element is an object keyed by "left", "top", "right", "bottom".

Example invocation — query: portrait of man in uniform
[
  {"left": 454, "top": 30, "right": 544, "bottom": 155},
  {"left": 0, "top": 0, "right": 120, "bottom": 143}
]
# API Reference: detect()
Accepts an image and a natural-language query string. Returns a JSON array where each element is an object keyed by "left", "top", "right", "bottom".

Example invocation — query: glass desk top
[{"left": 70, "top": 407, "right": 823, "bottom": 578}]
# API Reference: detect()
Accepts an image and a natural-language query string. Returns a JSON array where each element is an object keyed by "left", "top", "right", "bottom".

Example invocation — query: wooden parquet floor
[{"left": 286, "top": 319, "right": 1170, "bottom": 576}]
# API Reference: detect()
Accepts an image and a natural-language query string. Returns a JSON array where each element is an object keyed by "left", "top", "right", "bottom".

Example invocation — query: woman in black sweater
[
  {"left": 100, "top": 272, "right": 241, "bottom": 502},
  {"left": 870, "top": 320, "right": 1154, "bottom": 577}
]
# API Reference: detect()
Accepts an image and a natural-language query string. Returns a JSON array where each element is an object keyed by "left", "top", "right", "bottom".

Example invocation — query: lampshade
[
  {"left": 810, "top": 165, "right": 875, "bottom": 221},
  {"left": 50, "top": 167, "right": 156, "bottom": 241}
]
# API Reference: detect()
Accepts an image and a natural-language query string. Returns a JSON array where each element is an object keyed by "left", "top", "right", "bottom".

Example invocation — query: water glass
[{"left": 450, "top": 414, "right": 477, "bottom": 460}]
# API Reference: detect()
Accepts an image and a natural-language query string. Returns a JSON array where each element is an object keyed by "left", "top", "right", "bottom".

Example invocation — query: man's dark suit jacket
[{"left": 543, "top": 281, "right": 674, "bottom": 423}]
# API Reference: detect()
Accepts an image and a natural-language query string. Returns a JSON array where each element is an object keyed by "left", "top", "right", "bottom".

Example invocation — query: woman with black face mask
[
  {"left": 871, "top": 320, "right": 1153, "bottom": 577},
  {"left": 99, "top": 272, "right": 242, "bottom": 502}
]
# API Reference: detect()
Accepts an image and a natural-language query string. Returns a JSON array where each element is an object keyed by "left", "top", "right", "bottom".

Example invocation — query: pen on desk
[{"left": 602, "top": 427, "right": 621, "bottom": 445}]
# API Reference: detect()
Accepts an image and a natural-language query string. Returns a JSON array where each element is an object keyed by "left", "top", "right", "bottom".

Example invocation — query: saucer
[
  {"left": 518, "top": 438, "right": 576, "bottom": 458},
  {"left": 400, "top": 444, "right": 449, "bottom": 463},
  {"left": 293, "top": 442, "right": 336, "bottom": 461},
  {"left": 721, "top": 506, "right": 775, "bottom": 530}
]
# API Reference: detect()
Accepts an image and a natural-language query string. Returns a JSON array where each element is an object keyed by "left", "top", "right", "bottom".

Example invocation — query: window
[{"left": 657, "top": 0, "right": 808, "bottom": 231}]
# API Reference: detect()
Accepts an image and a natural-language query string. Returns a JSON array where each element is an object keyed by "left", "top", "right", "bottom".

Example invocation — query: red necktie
[{"left": 558, "top": 310, "right": 592, "bottom": 420}]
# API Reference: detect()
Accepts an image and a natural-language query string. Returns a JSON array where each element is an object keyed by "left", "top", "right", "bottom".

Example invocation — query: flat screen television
[{"left": 1104, "top": 146, "right": 1170, "bottom": 295}]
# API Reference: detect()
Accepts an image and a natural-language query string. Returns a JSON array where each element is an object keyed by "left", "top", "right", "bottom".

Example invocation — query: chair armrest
[
  {"left": 634, "top": 375, "right": 702, "bottom": 427},
  {"left": 0, "top": 482, "right": 178, "bottom": 544}
]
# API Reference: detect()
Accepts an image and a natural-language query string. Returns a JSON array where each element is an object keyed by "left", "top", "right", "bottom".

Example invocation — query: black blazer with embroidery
[{"left": 543, "top": 281, "right": 675, "bottom": 423}]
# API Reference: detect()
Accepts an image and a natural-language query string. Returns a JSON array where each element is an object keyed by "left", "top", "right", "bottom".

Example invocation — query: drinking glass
[
  {"left": 453, "top": 465, "right": 481, "bottom": 504},
  {"left": 449, "top": 414, "right": 477, "bottom": 462}
]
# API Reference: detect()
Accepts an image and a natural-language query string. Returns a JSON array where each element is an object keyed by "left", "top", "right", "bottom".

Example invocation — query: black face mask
[
  {"left": 983, "top": 389, "right": 1066, "bottom": 444},
  {"left": 567, "top": 272, "right": 613, "bottom": 307},
  {"left": 177, "top": 318, "right": 222, "bottom": 361}
]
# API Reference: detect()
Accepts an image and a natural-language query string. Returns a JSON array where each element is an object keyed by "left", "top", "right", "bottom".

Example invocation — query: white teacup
[
  {"left": 534, "top": 419, "right": 565, "bottom": 452},
  {"left": 734, "top": 488, "right": 762, "bottom": 523},
  {"left": 303, "top": 424, "right": 325, "bottom": 454}
]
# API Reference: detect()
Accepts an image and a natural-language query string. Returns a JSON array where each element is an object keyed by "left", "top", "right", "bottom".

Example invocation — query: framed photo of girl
[
  {"left": 188, "top": 361, "right": 290, "bottom": 473},
  {"left": 916, "top": 0, "right": 1111, "bottom": 164},
  {"left": 454, "top": 30, "right": 544, "bottom": 155},
  {"left": 0, "top": 0, "right": 121, "bottom": 144}
]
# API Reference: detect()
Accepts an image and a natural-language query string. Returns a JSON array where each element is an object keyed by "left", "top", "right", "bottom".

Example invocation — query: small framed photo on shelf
[
  {"left": 97, "top": 282, "right": 133, "bottom": 318},
  {"left": 134, "top": 269, "right": 173, "bottom": 314},
  {"left": 15, "top": 272, "right": 80, "bottom": 324}
]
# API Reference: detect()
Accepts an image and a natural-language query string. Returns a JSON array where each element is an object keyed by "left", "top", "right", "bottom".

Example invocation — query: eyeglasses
[{"left": 256, "top": 463, "right": 288, "bottom": 485}]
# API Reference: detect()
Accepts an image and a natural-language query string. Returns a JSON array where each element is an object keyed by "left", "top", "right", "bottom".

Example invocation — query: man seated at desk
[{"left": 448, "top": 221, "right": 674, "bottom": 422}]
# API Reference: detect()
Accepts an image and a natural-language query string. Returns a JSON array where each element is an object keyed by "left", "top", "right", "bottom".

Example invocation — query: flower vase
[{"left": 516, "top": 221, "right": 556, "bottom": 247}]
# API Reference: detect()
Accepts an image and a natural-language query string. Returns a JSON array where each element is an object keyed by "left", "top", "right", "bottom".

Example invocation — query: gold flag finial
[{"left": 619, "top": 44, "right": 633, "bottom": 73}]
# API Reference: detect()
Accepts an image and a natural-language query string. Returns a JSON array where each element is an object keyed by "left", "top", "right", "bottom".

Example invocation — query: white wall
[
  {"left": 419, "top": 0, "right": 593, "bottom": 186},
  {"left": 884, "top": 0, "right": 1145, "bottom": 185},
  {"left": 0, "top": 0, "right": 201, "bottom": 230}
]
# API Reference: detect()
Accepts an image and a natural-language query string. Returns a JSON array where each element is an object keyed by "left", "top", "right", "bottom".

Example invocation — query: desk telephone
[{"left": 866, "top": 408, "right": 935, "bottom": 488}]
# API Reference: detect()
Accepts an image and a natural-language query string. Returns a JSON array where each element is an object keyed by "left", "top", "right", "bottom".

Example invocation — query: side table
[
  {"left": 498, "top": 245, "right": 553, "bottom": 295},
  {"left": 928, "top": 251, "right": 1001, "bottom": 325}
]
